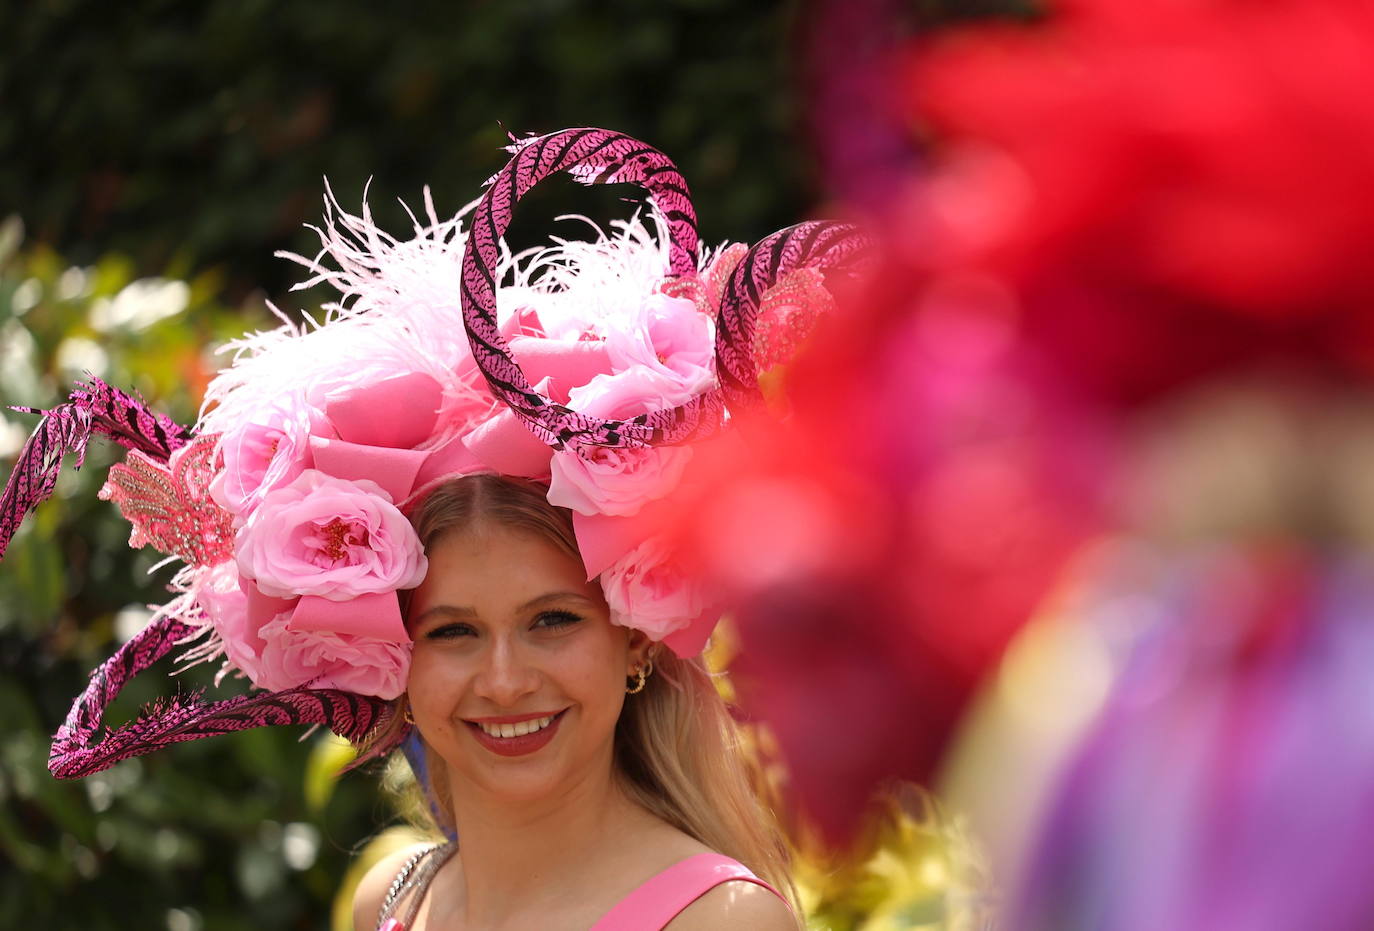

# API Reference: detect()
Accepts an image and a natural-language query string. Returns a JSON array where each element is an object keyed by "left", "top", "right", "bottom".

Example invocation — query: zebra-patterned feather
[
  {"left": 49, "top": 615, "right": 404, "bottom": 779},
  {"left": 0, "top": 403, "right": 93, "bottom": 559},
  {"left": 0, "top": 379, "right": 193, "bottom": 560},
  {"left": 461, "top": 128, "right": 726, "bottom": 454},
  {"left": 70, "top": 378, "right": 194, "bottom": 461},
  {"left": 715, "top": 221, "right": 873, "bottom": 406}
]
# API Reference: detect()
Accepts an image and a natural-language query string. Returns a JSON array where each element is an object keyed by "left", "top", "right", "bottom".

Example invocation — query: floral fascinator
[{"left": 0, "top": 128, "right": 867, "bottom": 779}]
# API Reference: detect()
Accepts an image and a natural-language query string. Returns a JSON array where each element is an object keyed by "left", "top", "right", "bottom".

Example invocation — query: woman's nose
[{"left": 471, "top": 637, "right": 540, "bottom": 705}]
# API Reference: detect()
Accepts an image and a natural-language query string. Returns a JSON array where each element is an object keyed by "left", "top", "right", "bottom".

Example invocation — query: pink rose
[
  {"left": 548, "top": 445, "right": 692, "bottom": 517},
  {"left": 599, "top": 536, "right": 705, "bottom": 640},
  {"left": 235, "top": 470, "right": 427, "bottom": 600},
  {"left": 254, "top": 614, "right": 410, "bottom": 699},
  {"left": 605, "top": 293, "right": 714, "bottom": 395},
  {"left": 196, "top": 562, "right": 266, "bottom": 684},
  {"left": 211, "top": 398, "right": 321, "bottom": 519},
  {"left": 195, "top": 562, "right": 410, "bottom": 698},
  {"left": 547, "top": 365, "right": 699, "bottom": 516},
  {"left": 568, "top": 364, "right": 696, "bottom": 420}
]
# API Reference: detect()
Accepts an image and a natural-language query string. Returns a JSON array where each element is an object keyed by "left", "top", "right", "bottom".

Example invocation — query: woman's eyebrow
[
  {"left": 516, "top": 591, "right": 596, "bottom": 612},
  {"left": 411, "top": 604, "right": 478, "bottom": 625},
  {"left": 412, "top": 592, "right": 593, "bottom": 624}
]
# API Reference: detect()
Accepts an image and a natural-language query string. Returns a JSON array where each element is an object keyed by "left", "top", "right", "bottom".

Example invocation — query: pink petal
[
  {"left": 404, "top": 435, "right": 484, "bottom": 509},
  {"left": 309, "top": 436, "right": 428, "bottom": 502},
  {"left": 506, "top": 305, "right": 543, "bottom": 336},
  {"left": 509, "top": 336, "right": 613, "bottom": 398},
  {"left": 287, "top": 591, "right": 409, "bottom": 642},
  {"left": 572, "top": 508, "right": 664, "bottom": 581},
  {"left": 662, "top": 607, "right": 722, "bottom": 658},
  {"left": 243, "top": 577, "right": 296, "bottom": 647},
  {"left": 463, "top": 409, "right": 554, "bottom": 478},
  {"left": 325, "top": 371, "right": 442, "bottom": 449}
]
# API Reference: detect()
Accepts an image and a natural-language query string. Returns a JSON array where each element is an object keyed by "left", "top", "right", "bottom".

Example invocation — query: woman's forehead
[{"left": 414, "top": 525, "right": 601, "bottom": 609}]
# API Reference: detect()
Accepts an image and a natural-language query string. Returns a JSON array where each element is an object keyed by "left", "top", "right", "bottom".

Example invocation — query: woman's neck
[{"left": 442, "top": 765, "right": 653, "bottom": 927}]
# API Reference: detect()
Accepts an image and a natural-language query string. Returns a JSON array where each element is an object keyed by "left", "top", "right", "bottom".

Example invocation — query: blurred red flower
[
  {"left": 667, "top": 279, "right": 1100, "bottom": 841},
  {"left": 903, "top": 0, "right": 1374, "bottom": 402}
]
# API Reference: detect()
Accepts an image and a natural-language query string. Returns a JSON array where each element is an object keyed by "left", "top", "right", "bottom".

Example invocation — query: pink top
[
  {"left": 379, "top": 848, "right": 788, "bottom": 931},
  {"left": 589, "top": 852, "right": 789, "bottom": 930}
]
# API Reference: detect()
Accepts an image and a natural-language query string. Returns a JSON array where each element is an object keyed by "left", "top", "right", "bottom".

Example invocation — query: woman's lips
[{"left": 465, "top": 709, "right": 565, "bottom": 757}]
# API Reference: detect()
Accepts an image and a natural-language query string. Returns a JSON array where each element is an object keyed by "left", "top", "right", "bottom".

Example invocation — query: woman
[
  {"left": 1, "top": 128, "right": 863, "bottom": 927},
  {"left": 352, "top": 475, "right": 798, "bottom": 930}
]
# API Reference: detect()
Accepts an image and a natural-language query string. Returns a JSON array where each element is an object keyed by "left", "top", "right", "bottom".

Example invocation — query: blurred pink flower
[
  {"left": 234, "top": 470, "right": 427, "bottom": 600},
  {"left": 904, "top": 0, "right": 1374, "bottom": 401}
]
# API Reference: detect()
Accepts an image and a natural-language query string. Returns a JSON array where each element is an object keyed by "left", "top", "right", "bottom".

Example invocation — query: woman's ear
[{"left": 626, "top": 629, "right": 653, "bottom": 675}]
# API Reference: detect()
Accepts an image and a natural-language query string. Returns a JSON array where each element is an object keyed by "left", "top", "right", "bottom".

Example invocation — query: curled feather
[
  {"left": 49, "top": 614, "right": 404, "bottom": 779},
  {"left": 0, "top": 378, "right": 193, "bottom": 560},
  {"left": 0, "top": 403, "right": 93, "bottom": 559}
]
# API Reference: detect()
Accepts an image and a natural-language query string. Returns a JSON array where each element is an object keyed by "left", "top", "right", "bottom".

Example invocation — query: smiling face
[{"left": 405, "top": 522, "right": 649, "bottom": 805}]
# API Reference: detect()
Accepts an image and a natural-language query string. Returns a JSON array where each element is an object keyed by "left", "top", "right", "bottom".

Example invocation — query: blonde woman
[
  {"left": 6, "top": 128, "right": 859, "bottom": 928},
  {"left": 352, "top": 476, "right": 799, "bottom": 930}
]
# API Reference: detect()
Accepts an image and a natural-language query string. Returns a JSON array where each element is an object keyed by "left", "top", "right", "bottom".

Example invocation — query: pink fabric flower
[
  {"left": 235, "top": 470, "right": 427, "bottom": 600},
  {"left": 195, "top": 563, "right": 410, "bottom": 698},
  {"left": 254, "top": 614, "right": 410, "bottom": 699},
  {"left": 567, "top": 363, "right": 697, "bottom": 420},
  {"left": 547, "top": 364, "right": 698, "bottom": 516},
  {"left": 604, "top": 293, "right": 714, "bottom": 395},
  {"left": 548, "top": 445, "right": 692, "bottom": 517},
  {"left": 211, "top": 398, "right": 320, "bottom": 519},
  {"left": 599, "top": 536, "right": 705, "bottom": 640},
  {"left": 196, "top": 563, "right": 266, "bottom": 683}
]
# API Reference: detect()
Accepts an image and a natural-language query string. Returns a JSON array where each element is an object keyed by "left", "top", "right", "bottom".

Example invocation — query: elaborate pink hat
[{"left": 0, "top": 128, "right": 867, "bottom": 779}]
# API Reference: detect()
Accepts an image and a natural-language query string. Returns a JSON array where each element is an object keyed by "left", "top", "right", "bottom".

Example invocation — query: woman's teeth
[{"left": 477, "top": 715, "right": 555, "bottom": 738}]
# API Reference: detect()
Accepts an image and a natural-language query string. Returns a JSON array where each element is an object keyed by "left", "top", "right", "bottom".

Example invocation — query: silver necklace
[{"left": 376, "top": 841, "right": 457, "bottom": 930}]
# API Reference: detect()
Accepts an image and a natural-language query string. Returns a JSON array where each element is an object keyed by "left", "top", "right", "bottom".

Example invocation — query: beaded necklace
[{"left": 375, "top": 841, "right": 456, "bottom": 931}]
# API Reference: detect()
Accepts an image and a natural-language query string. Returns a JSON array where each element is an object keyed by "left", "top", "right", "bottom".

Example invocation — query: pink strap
[{"left": 589, "top": 853, "right": 788, "bottom": 930}]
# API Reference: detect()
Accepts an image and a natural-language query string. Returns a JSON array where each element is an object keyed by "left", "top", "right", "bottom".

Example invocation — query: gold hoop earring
[
  {"left": 403, "top": 704, "right": 415, "bottom": 726},
  {"left": 626, "top": 658, "right": 653, "bottom": 695}
]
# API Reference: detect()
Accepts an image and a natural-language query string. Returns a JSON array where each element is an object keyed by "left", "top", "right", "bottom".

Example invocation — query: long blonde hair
[{"left": 357, "top": 473, "right": 797, "bottom": 906}]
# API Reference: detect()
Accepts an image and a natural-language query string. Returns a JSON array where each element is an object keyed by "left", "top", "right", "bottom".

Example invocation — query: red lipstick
[{"left": 465, "top": 710, "right": 565, "bottom": 757}]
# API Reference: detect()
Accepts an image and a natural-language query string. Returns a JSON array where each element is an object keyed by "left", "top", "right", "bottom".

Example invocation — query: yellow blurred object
[
  {"left": 703, "top": 612, "right": 740, "bottom": 705},
  {"left": 794, "top": 789, "right": 995, "bottom": 930},
  {"left": 332, "top": 824, "right": 438, "bottom": 931},
  {"left": 305, "top": 732, "right": 359, "bottom": 815}
]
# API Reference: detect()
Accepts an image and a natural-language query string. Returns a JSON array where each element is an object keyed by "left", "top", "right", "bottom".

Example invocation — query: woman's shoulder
[
  {"left": 617, "top": 831, "right": 797, "bottom": 931},
  {"left": 663, "top": 870, "right": 798, "bottom": 930},
  {"left": 351, "top": 841, "right": 445, "bottom": 931}
]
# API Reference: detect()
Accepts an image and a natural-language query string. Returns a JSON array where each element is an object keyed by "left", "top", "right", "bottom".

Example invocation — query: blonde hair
[{"left": 356, "top": 473, "right": 797, "bottom": 906}]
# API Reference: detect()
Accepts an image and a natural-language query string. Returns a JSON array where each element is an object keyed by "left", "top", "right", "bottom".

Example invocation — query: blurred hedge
[{"left": 3, "top": 0, "right": 821, "bottom": 301}]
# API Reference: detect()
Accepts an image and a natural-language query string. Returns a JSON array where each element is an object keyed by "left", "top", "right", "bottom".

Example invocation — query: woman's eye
[
  {"left": 426, "top": 623, "right": 476, "bottom": 640},
  {"left": 534, "top": 610, "right": 582, "bottom": 630}
]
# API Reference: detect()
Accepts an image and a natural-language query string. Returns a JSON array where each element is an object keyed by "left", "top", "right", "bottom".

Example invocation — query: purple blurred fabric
[{"left": 1014, "top": 552, "right": 1374, "bottom": 931}]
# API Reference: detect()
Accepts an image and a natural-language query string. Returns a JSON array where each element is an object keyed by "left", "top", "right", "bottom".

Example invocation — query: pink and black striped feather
[
  {"left": 0, "top": 378, "right": 193, "bottom": 559},
  {"left": 714, "top": 220, "right": 872, "bottom": 406},
  {"left": 49, "top": 614, "right": 405, "bottom": 778},
  {"left": 461, "top": 127, "right": 728, "bottom": 453}
]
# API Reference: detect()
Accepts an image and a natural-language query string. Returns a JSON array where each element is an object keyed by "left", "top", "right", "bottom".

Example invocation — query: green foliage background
[{"left": 0, "top": 2, "right": 1021, "bottom": 928}]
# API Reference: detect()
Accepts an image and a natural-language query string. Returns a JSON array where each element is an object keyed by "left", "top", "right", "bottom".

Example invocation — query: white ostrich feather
[{"left": 199, "top": 187, "right": 700, "bottom": 440}]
